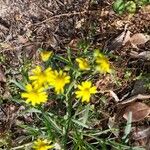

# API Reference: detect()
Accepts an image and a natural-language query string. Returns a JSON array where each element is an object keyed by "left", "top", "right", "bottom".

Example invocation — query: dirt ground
[{"left": 0, "top": 0, "right": 150, "bottom": 149}]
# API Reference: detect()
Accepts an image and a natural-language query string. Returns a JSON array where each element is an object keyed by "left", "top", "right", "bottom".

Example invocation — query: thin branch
[{"left": 33, "top": 10, "right": 96, "bottom": 26}]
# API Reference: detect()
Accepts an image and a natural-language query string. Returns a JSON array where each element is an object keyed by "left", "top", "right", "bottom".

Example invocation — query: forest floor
[{"left": 0, "top": 0, "right": 150, "bottom": 150}]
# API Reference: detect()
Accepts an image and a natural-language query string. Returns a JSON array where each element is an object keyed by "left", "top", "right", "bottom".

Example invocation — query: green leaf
[
  {"left": 125, "top": 1, "right": 136, "bottom": 13},
  {"left": 82, "top": 104, "right": 90, "bottom": 125},
  {"left": 54, "top": 55, "right": 70, "bottom": 64},
  {"left": 72, "top": 119, "right": 89, "bottom": 128},
  {"left": 19, "top": 124, "right": 39, "bottom": 136},
  {"left": 25, "top": 108, "right": 42, "bottom": 114},
  {"left": 113, "top": 0, "right": 125, "bottom": 14},
  {"left": 43, "top": 112, "right": 63, "bottom": 135},
  {"left": 122, "top": 111, "right": 132, "bottom": 142},
  {"left": 10, "top": 80, "right": 25, "bottom": 90},
  {"left": 135, "top": 0, "right": 149, "bottom": 6}
]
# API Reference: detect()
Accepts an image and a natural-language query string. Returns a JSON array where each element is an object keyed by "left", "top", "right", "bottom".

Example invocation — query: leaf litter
[{"left": 0, "top": 0, "right": 150, "bottom": 149}]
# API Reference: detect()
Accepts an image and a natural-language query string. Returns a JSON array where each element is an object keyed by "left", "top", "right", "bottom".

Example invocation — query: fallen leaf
[
  {"left": 119, "top": 94, "right": 150, "bottom": 105},
  {"left": 0, "top": 42, "right": 11, "bottom": 49},
  {"left": 130, "top": 50, "right": 150, "bottom": 60},
  {"left": 131, "top": 127, "right": 150, "bottom": 149},
  {"left": 75, "top": 18, "right": 85, "bottom": 29},
  {"left": 142, "top": 5, "right": 150, "bottom": 14},
  {"left": 108, "top": 116, "right": 119, "bottom": 137},
  {"left": 3, "top": 89, "right": 11, "bottom": 99},
  {"left": 131, "top": 80, "right": 147, "bottom": 96},
  {"left": 105, "top": 26, "right": 131, "bottom": 51},
  {"left": 109, "top": 90, "right": 120, "bottom": 102},
  {"left": 0, "top": 68, "right": 6, "bottom": 82},
  {"left": 68, "top": 38, "right": 79, "bottom": 49},
  {"left": 123, "top": 102, "right": 150, "bottom": 122},
  {"left": 130, "top": 33, "right": 150, "bottom": 49},
  {"left": 138, "top": 51, "right": 150, "bottom": 60},
  {"left": 47, "top": 33, "right": 58, "bottom": 48},
  {"left": 132, "top": 127, "right": 150, "bottom": 140},
  {"left": 18, "top": 35, "right": 28, "bottom": 44},
  {"left": 122, "top": 30, "right": 131, "bottom": 45}
]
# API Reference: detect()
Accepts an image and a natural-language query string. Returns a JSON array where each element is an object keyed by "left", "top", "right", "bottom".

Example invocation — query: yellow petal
[{"left": 40, "top": 51, "right": 53, "bottom": 62}]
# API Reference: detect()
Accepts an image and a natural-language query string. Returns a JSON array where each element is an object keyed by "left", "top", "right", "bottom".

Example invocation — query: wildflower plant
[{"left": 12, "top": 46, "right": 132, "bottom": 150}]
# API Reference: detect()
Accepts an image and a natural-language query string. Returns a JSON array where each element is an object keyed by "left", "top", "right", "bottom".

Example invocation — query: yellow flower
[
  {"left": 51, "top": 70, "right": 70, "bottom": 94},
  {"left": 93, "top": 49, "right": 104, "bottom": 58},
  {"left": 75, "top": 81, "right": 97, "bottom": 103},
  {"left": 94, "top": 50, "right": 111, "bottom": 74},
  {"left": 33, "top": 139, "right": 53, "bottom": 150},
  {"left": 96, "top": 57, "right": 111, "bottom": 73},
  {"left": 21, "top": 84, "right": 48, "bottom": 106},
  {"left": 29, "top": 66, "right": 54, "bottom": 87},
  {"left": 40, "top": 50, "right": 53, "bottom": 62},
  {"left": 76, "top": 58, "right": 90, "bottom": 70}
]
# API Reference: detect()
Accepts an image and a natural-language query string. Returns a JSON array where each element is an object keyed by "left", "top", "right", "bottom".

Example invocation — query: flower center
[
  {"left": 39, "top": 72, "right": 46, "bottom": 78},
  {"left": 38, "top": 72, "right": 47, "bottom": 84},
  {"left": 83, "top": 61, "right": 88, "bottom": 67},
  {"left": 83, "top": 88, "right": 90, "bottom": 94},
  {"left": 38, "top": 143, "right": 47, "bottom": 150},
  {"left": 30, "top": 91, "right": 39, "bottom": 99},
  {"left": 56, "top": 76, "right": 65, "bottom": 86}
]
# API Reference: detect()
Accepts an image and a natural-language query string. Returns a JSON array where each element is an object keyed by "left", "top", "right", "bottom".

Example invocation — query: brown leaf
[
  {"left": 130, "top": 51, "right": 150, "bottom": 60},
  {"left": 18, "top": 35, "right": 28, "bottom": 44},
  {"left": 122, "top": 30, "right": 131, "bottom": 45},
  {"left": 123, "top": 102, "right": 150, "bottom": 122},
  {"left": 75, "top": 18, "right": 85, "bottom": 29},
  {"left": 132, "top": 127, "right": 150, "bottom": 140},
  {"left": 105, "top": 29, "right": 131, "bottom": 51},
  {"left": 0, "top": 68, "right": 6, "bottom": 82},
  {"left": 108, "top": 116, "right": 119, "bottom": 137},
  {"left": 130, "top": 33, "right": 150, "bottom": 48},
  {"left": 0, "top": 42, "right": 11, "bottom": 49},
  {"left": 3, "top": 89, "right": 11, "bottom": 99},
  {"left": 138, "top": 51, "right": 150, "bottom": 60},
  {"left": 142, "top": 5, "right": 150, "bottom": 14},
  {"left": 131, "top": 127, "right": 150, "bottom": 149}
]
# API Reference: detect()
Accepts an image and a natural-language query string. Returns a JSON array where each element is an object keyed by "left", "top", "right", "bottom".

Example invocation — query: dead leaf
[
  {"left": 75, "top": 18, "right": 85, "bottom": 29},
  {"left": 130, "top": 51, "right": 150, "bottom": 60},
  {"left": 142, "top": 5, "right": 150, "bottom": 14},
  {"left": 130, "top": 33, "right": 150, "bottom": 48},
  {"left": 123, "top": 102, "right": 150, "bottom": 122},
  {"left": 109, "top": 90, "right": 119, "bottom": 102},
  {"left": 3, "top": 89, "right": 11, "bottom": 99},
  {"left": 119, "top": 94, "right": 150, "bottom": 105},
  {"left": 108, "top": 116, "right": 119, "bottom": 137},
  {"left": 0, "top": 42, "right": 11, "bottom": 49},
  {"left": 131, "top": 127, "right": 150, "bottom": 149},
  {"left": 122, "top": 30, "right": 131, "bottom": 45},
  {"left": 131, "top": 80, "right": 147, "bottom": 96},
  {"left": 0, "top": 68, "right": 6, "bottom": 82},
  {"left": 68, "top": 38, "right": 79, "bottom": 49},
  {"left": 47, "top": 33, "right": 58, "bottom": 48},
  {"left": 132, "top": 127, "right": 150, "bottom": 140},
  {"left": 138, "top": 51, "right": 150, "bottom": 60},
  {"left": 105, "top": 26, "right": 131, "bottom": 51},
  {"left": 18, "top": 35, "right": 28, "bottom": 44}
]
